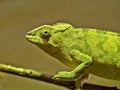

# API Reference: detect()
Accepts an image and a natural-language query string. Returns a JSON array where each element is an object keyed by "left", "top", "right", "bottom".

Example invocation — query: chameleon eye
[
  {"left": 40, "top": 30, "right": 51, "bottom": 39},
  {"left": 44, "top": 31, "right": 49, "bottom": 35}
]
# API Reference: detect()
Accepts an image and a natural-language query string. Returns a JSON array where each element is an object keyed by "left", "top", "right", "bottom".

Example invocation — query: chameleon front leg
[
  {"left": 53, "top": 49, "right": 93, "bottom": 79},
  {"left": 70, "top": 49, "right": 92, "bottom": 74}
]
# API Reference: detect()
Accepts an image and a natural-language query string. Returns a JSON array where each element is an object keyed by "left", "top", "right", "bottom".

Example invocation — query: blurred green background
[{"left": 0, "top": 0, "right": 120, "bottom": 90}]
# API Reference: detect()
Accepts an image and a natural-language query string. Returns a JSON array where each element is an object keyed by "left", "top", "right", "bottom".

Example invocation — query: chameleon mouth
[{"left": 26, "top": 35, "right": 43, "bottom": 44}]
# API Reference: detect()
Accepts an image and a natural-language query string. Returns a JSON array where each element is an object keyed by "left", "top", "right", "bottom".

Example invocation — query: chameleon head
[
  {"left": 26, "top": 22, "right": 72, "bottom": 46},
  {"left": 26, "top": 25, "right": 53, "bottom": 45}
]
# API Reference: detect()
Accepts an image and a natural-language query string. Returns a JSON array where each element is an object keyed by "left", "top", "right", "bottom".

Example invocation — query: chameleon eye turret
[{"left": 40, "top": 30, "right": 51, "bottom": 39}]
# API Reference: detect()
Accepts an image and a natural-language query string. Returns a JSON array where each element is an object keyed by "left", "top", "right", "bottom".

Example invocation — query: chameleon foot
[{"left": 52, "top": 71, "right": 76, "bottom": 80}]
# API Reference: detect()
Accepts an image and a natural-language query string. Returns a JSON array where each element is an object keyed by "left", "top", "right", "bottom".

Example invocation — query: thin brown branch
[{"left": 0, "top": 63, "right": 119, "bottom": 90}]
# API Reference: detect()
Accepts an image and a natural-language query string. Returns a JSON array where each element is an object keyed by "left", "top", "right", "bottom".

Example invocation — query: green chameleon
[{"left": 26, "top": 22, "right": 120, "bottom": 80}]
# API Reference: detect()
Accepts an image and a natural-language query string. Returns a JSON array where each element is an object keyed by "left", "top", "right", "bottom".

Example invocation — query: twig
[
  {"left": 0, "top": 63, "right": 119, "bottom": 90},
  {"left": 0, "top": 63, "right": 76, "bottom": 89}
]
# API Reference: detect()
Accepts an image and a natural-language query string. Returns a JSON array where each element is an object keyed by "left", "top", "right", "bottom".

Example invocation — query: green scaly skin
[{"left": 26, "top": 22, "right": 120, "bottom": 80}]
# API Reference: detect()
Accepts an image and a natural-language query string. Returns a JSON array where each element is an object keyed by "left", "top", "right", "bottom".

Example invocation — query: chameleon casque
[{"left": 26, "top": 22, "right": 120, "bottom": 80}]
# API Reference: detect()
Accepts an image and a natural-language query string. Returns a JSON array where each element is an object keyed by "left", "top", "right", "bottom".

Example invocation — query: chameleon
[{"left": 26, "top": 22, "right": 120, "bottom": 80}]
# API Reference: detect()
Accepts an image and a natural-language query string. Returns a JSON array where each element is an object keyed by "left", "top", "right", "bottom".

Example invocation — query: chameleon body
[{"left": 26, "top": 22, "right": 120, "bottom": 80}]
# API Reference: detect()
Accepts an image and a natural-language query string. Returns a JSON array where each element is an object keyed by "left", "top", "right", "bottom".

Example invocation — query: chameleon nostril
[
  {"left": 27, "top": 32, "right": 35, "bottom": 36},
  {"left": 27, "top": 32, "right": 31, "bottom": 35}
]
